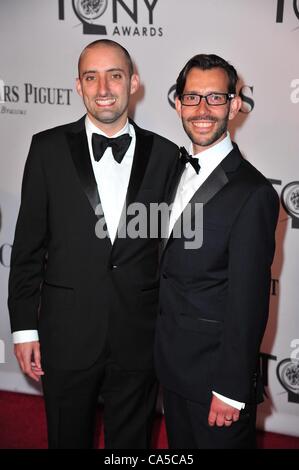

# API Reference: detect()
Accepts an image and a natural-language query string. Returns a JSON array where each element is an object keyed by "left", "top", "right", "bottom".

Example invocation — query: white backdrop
[{"left": 0, "top": 0, "right": 298, "bottom": 437}]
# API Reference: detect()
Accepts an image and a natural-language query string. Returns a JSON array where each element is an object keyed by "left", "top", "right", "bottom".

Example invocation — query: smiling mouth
[
  {"left": 193, "top": 121, "right": 213, "bottom": 127},
  {"left": 191, "top": 121, "right": 215, "bottom": 130},
  {"left": 95, "top": 97, "right": 116, "bottom": 107}
]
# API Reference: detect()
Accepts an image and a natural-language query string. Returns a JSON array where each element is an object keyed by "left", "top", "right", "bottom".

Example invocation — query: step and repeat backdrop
[{"left": 0, "top": 1, "right": 298, "bottom": 436}]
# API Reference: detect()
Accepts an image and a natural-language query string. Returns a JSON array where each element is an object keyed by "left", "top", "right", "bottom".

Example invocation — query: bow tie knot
[
  {"left": 179, "top": 146, "right": 201, "bottom": 174},
  {"left": 92, "top": 132, "right": 132, "bottom": 164}
]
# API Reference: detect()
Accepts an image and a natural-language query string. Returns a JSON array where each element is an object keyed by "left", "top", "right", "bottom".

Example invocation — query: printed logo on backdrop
[
  {"left": 276, "top": 0, "right": 299, "bottom": 30},
  {"left": 281, "top": 182, "right": 299, "bottom": 227},
  {"left": 290, "top": 79, "right": 299, "bottom": 103},
  {"left": 270, "top": 179, "right": 299, "bottom": 229},
  {"left": 0, "top": 78, "right": 72, "bottom": 116},
  {"left": 276, "top": 339, "right": 299, "bottom": 404},
  {"left": 0, "top": 339, "right": 5, "bottom": 364},
  {"left": 167, "top": 85, "right": 255, "bottom": 113},
  {"left": 259, "top": 352, "right": 277, "bottom": 399},
  {"left": 58, "top": 0, "right": 163, "bottom": 37},
  {"left": 260, "top": 345, "right": 299, "bottom": 405},
  {"left": 0, "top": 243, "right": 11, "bottom": 268}
]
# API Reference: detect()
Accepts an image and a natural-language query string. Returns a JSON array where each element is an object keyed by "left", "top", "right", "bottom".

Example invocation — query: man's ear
[
  {"left": 175, "top": 96, "right": 182, "bottom": 118},
  {"left": 130, "top": 74, "right": 140, "bottom": 95},
  {"left": 76, "top": 78, "right": 83, "bottom": 97},
  {"left": 228, "top": 95, "right": 242, "bottom": 120}
]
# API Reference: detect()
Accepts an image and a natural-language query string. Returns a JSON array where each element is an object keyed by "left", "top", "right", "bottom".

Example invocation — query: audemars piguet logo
[
  {"left": 0, "top": 78, "right": 72, "bottom": 116},
  {"left": 58, "top": 0, "right": 163, "bottom": 37}
]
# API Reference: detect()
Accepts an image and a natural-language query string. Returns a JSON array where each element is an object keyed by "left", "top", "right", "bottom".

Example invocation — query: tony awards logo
[
  {"left": 281, "top": 182, "right": 299, "bottom": 228},
  {"left": 277, "top": 358, "right": 299, "bottom": 403},
  {"left": 74, "top": 0, "right": 108, "bottom": 18},
  {"left": 58, "top": 0, "right": 163, "bottom": 37},
  {"left": 72, "top": 0, "right": 108, "bottom": 35},
  {"left": 276, "top": 0, "right": 299, "bottom": 27}
]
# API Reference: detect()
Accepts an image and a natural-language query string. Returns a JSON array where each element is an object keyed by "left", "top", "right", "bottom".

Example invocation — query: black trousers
[
  {"left": 163, "top": 388, "right": 257, "bottom": 449},
  {"left": 41, "top": 354, "right": 158, "bottom": 449}
]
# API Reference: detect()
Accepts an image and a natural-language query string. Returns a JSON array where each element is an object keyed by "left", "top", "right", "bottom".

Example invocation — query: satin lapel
[
  {"left": 126, "top": 126, "right": 153, "bottom": 207},
  {"left": 115, "top": 124, "right": 154, "bottom": 240},
  {"left": 66, "top": 120, "right": 101, "bottom": 216},
  {"left": 188, "top": 163, "right": 229, "bottom": 207},
  {"left": 161, "top": 161, "right": 185, "bottom": 249},
  {"left": 163, "top": 164, "right": 229, "bottom": 251}
]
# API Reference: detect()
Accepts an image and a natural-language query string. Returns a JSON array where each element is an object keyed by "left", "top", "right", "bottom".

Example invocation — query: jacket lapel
[
  {"left": 187, "top": 163, "right": 228, "bottom": 208},
  {"left": 163, "top": 144, "right": 243, "bottom": 250},
  {"left": 66, "top": 116, "right": 101, "bottom": 216},
  {"left": 125, "top": 120, "right": 153, "bottom": 207},
  {"left": 115, "top": 120, "right": 154, "bottom": 239}
]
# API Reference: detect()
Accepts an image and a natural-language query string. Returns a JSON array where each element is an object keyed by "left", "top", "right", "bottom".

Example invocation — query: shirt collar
[
  {"left": 189, "top": 132, "right": 233, "bottom": 170},
  {"left": 85, "top": 115, "right": 131, "bottom": 138}
]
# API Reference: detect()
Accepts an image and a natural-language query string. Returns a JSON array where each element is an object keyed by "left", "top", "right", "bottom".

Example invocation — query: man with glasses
[{"left": 155, "top": 54, "right": 279, "bottom": 448}]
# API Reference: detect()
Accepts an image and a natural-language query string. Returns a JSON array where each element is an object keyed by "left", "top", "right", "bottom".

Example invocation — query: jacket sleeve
[
  {"left": 212, "top": 183, "right": 279, "bottom": 402},
  {"left": 8, "top": 135, "right": 48, "bottom": 332}
]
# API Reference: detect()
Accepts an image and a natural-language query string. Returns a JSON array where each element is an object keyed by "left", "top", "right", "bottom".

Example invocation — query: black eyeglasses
[{"left": 180, "top": 92, "right": 235, "bottom": 106}]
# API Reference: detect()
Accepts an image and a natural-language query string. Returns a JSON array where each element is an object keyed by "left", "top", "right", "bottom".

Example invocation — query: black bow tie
[
  {"left": 179, "top": 146, "right": 201, "bottom": 174},
  {"left": 92, "top": 133, "right": 132, "bottom": 164}
]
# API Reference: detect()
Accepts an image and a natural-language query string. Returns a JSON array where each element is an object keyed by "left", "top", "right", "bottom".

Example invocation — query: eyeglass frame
[{"left": 179, "top": 92, "right": 236, "bottom": 106}]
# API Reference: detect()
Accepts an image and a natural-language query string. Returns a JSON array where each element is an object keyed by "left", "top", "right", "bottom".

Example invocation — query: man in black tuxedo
[
  {"left": 8, "top": 39, "right": 179, "bottom": 449},
  {"left": 155, "top": 54, "right": 279, "bottom": 448}
]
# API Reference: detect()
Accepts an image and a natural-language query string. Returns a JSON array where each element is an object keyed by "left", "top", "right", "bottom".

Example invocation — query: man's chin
[
  {"left": 192, "top": 130, "right": 227, "bottom": 149},
  {"left": 93, "top": 113, "right": 120, "bottom": 125}
]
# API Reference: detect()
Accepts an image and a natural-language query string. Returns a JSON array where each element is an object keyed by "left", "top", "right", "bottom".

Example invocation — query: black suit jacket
[
  {"left": 155, "top": 143, "right": 279, "bottom": 404},
  {"left": 8, "top": 116, "right": 179, "bottom": 371}
]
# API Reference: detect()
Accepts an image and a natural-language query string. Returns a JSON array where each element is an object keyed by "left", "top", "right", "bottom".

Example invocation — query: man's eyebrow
[
  {"left": 81, "top": 68, "right": 125, "bottom": 77},
  {"left": 183, "top": 90, "right": 226, "bottom": 94},
  {"left": 82, "top": 70, "right": 97, "bottom": 76}
]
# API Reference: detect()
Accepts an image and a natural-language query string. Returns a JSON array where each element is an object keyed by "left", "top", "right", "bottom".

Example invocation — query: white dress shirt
[
  {"left": 168, "top": 133, "right": 233, "bottom": 237},
  {"left": 168, "top": 133, "right": 245, "bottom": 410},
  {"left": 13, "top": 116, "right": 136, "bottom": 345},
  {"left": 86, "top": 116, "right": 136, "bottom": 243}
]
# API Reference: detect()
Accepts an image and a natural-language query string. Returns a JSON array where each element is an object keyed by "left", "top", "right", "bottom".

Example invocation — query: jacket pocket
[
  {"left": 40, "top": 281, "right": 75, "bottom": 325},
  {"left": 176, "top": 312, "right": 223, "bottom": 334}
]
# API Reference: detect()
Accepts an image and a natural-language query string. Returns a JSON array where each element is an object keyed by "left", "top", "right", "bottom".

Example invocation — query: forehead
[
  {"left": 79, "top": 44, "right": 129, "bottom": 74},
  {"left": 184, "top": 67, "right": 229, "bottom": 92}
]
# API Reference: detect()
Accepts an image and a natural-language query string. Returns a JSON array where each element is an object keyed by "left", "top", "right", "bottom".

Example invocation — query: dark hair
[
  {"left": 78, "top": 39, "right": 134, "bottom": 77},
  {"left": 176, "top": 54, "right": 238, "bottom": 97}
]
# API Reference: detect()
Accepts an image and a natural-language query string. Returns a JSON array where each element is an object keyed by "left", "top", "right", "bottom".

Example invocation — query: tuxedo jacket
[
  {"left": 8, "top": 116, "right": 179, "bottom": 371},
  {"left": 155, "top": 143, "right": 279, "bottom": 404}
]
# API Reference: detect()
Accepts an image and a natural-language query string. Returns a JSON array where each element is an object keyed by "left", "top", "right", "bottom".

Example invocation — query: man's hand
[
  {"left": 14, "top": 341, "right": 44, "bottom": 382},
  {"left": 208, "top": 395, "right": 240, "bottom": 427}
]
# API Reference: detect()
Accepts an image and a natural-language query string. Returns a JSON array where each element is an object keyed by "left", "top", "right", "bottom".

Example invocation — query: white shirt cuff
[
  {"left": 12, "top": 330, "right": 39, "bottom": 343},
  {"left": 212, "top": 391, "right": 245, "bottom": 410}
]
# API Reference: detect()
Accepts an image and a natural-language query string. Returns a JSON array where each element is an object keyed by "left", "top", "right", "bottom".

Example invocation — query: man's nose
[
  {"left": 196, "top": 96, "right": 209, "bottom": 113},
  {"left": 97, "top": 76, "right": 109, "bottom": 95}
]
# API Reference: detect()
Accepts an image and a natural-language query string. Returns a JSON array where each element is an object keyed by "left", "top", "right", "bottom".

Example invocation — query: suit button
[
  {"left": 112, "top": 264, "right": 118, "bottom": 269},
  {"left": 162, "top": 273, "right": 168, "bottom": 279}
]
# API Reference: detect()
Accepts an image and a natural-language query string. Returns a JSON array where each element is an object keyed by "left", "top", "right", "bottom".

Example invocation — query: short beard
[
  {"left": 93, "top": 111, "right": 123, "bottom": 124},
  {"left": 183, "top": 113, "right": 229, "bottom": 148}
]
